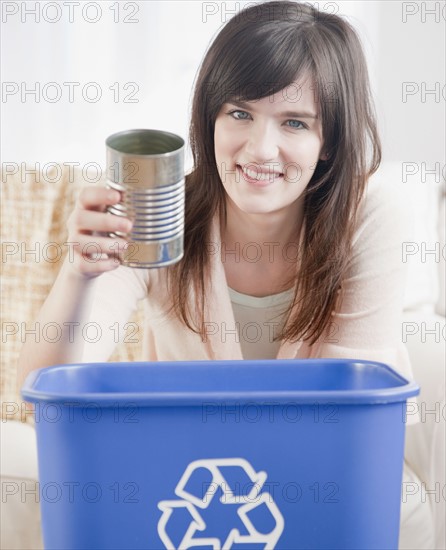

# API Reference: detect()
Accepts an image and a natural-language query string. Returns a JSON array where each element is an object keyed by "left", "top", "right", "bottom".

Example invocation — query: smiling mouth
[{"left": 236, "top": 164, "right": 284, "bottom": 183}]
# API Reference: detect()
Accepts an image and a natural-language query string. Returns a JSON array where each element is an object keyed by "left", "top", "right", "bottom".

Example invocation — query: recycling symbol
[{"left": 157, "top": 457, "right": 284, "bottom": 549}]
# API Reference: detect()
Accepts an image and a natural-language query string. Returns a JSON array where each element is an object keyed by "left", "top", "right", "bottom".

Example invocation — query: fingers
[
  {"left": 65, "top": 185, "right": 133, "bottom": 279},
  {"left": 67, "top": 185, "right": 132, "bottom": 237},
  {"left": 72, "top": 234, "right": 129, "bottom": 260},
  {"left": 73, "top": 209, "right": 132, "bottom": 235},
  {"left": 78, "top": 187, "right": 122, "bottom": 212},
  {"left": 67, "top": 233, "right": 129, "bottom": 278}
]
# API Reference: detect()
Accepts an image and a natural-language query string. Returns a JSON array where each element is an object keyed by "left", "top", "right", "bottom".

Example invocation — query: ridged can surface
[{"left": 106, "top": 129, "right": 185, "bottom": 268}]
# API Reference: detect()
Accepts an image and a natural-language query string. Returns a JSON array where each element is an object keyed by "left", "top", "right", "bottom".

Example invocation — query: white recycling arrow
[{"left": 157, "top": 457, "right": 284, "bottom": 549}]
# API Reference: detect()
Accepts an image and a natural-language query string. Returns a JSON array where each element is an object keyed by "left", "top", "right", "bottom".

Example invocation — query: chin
[{"left": 235, "top": 202, "right": 280, "bottom": 215}]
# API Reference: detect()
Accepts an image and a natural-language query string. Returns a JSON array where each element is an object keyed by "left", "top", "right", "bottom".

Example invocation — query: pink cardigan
[{"left": 82, "top": 177, "right": 414, "bottom": 377}]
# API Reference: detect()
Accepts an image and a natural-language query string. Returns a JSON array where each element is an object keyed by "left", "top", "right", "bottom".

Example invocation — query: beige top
[
  {"left": 78, "top": 177, "right": 418, "bottom": 422},
  {"left": 228, "top": 286, "right": 294, "bottom": 360}
]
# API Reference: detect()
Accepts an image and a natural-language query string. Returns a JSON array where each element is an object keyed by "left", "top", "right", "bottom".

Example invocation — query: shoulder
[{"left": 353, "top": 168, "right": 415, "bottom": 248}]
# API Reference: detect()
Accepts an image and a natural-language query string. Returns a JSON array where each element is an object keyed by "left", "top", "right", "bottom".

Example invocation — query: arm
[
  {"left": 315, "top": 178, "right": 415, "bottom": 381},
  {"left": 16, "top": 186, "right": 144, "bottom": 387}
]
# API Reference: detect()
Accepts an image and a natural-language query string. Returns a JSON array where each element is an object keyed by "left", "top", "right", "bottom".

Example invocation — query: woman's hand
[{"left": 66, "top": 186, "right": 132, "bottom": 278}]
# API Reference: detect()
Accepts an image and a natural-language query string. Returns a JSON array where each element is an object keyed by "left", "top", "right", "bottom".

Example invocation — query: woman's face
[{"left": 214, "top": 76, "right": 326, "bottom": 217}]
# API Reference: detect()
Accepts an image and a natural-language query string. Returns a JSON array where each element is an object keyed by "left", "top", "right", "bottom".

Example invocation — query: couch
[{"left": 1, "top": 161, "right": 444, "bottom": 548}]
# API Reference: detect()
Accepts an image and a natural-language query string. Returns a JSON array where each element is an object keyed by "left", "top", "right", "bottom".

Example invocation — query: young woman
[{"left": 18, "top": 2, "right": 434, "bottom": 547}]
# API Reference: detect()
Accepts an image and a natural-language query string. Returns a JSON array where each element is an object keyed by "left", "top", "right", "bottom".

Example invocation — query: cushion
[{"left": 0, "top": 163, "right": 145, "bottom": 423}]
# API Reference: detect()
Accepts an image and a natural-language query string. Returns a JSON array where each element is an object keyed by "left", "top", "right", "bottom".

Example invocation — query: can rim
[{"left": 106, "top": 129, "right": 185, "bottom": 157}]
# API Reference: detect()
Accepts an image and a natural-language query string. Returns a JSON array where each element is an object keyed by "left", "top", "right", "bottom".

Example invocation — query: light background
[{"left": 1, "top": 0, "right": 445, "bottom": 172}]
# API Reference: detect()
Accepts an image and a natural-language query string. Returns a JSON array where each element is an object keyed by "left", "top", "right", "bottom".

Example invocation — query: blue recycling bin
[{"left": 21, "top": 359, "right": 419, "bottom": 550}]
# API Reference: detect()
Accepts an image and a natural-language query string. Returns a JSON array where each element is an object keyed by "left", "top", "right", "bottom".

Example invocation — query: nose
[{"left": 243, "top": 121, "right": 280, "bottom": 165}]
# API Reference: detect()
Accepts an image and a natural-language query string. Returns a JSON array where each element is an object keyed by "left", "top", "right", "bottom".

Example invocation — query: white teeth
[{"left": 241, "top": 166, "right": 282, "bottom": 180}]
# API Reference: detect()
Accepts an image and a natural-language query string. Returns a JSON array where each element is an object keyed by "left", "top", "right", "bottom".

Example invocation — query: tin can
[{"left": 106, "top": 129, "right": 185, "bottom": 268}]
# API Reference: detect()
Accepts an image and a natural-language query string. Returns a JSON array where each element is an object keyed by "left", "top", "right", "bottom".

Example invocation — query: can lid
[{"left": 21, "top": 359, "right": 420, "bottom": 406}]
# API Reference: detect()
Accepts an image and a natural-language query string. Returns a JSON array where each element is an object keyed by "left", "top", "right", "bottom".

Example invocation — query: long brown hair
[{"left": 167, "top": 0, "right": 381, "bottom": 346}]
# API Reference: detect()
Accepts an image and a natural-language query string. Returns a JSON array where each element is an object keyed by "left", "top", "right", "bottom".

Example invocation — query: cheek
[
  {"left": 214, "top": 124, "right": 223, "bottom": 161},
  {"left": 214, "top": 122, "right": 230, "bottom": 177},
  {"left": 282, "top": 140, "right": 322, "bottom": 183},
  {"left": 291, "top": 138, "right": 323, "bottom": 170},
  {"left": 214, "top": 119, "right": 237, "bottom": 156}
]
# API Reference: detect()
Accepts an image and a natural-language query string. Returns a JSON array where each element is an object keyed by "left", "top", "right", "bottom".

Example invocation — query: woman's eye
[
  {"left": 227, "top": 110, "right": 250, "bottom": 120},
  {"left": 226, "top": 110, "right": 307, "bottom": 130},
  {"left": 286, "top": 120, "right": 306, "bottom": 130}
]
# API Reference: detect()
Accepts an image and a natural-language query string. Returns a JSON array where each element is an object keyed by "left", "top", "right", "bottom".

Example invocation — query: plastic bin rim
[{"left": 21, "top": 359, "right": 420, "bottom": 406}]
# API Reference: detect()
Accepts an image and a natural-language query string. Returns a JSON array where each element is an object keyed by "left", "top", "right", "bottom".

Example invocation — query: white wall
[
  {"left": 374, "top": 1, "right": 445, "bottom": 165},
  {"left": 1, "top": 1, "right": 445, "bottom": 172}
]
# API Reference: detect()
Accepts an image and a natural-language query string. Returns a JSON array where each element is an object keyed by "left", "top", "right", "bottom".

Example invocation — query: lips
[{"left": 236, "top": 164, "right": 284, "bottom": 186}]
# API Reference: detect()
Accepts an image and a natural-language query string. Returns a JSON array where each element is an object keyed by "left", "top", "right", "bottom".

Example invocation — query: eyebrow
[{"left": 226, "top": 99, "right": 318, "bottom": 119}]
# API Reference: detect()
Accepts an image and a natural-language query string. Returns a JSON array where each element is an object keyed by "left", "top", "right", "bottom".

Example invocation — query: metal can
[{"left": 106, "top": 128, "right": 185, "bottom": 268}]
